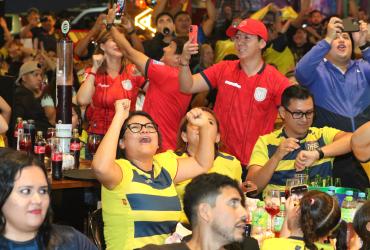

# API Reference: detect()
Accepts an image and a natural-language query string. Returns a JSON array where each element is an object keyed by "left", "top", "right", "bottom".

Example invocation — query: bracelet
[
  {"left": 316, "top": 148, "right": 324, "bottom": 160},
  {"left": 106, "top": 23, "right": 114, "bottom": 31},
  {"left": 359, "top": 41, "right": 370, "bottom": 51},
  {"left": 127, "top": 29, "right": 136, "bottom": 35}
]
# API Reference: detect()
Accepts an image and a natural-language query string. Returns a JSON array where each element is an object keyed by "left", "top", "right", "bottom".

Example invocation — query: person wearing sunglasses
[
  {"left": 247, "top": 85, "right": 352, "bottom": 196},
  {"left": 92, "top": 99, "right": 216, "bottom": 250}
]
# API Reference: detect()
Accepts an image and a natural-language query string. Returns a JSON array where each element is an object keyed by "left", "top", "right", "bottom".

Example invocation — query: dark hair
[
  {"left": 155, "top": 12, "right": 174, "bottom": 25},
  {"left": 27, "top": 7, "right": 39, "bottom": 16},
  {"left": 172, "top": 36, "right": 188, "bottom": 55},
  {"left": 309, "top": 9, "right": 322, "bottom": 17},
  {"left": 0, "top": 149, "right": 52, "bottom": 247},
  {"left": 72, "top": 103, "right": 83, "bottom": 135},
  {"left": 281, "top": 85, "right": 314, "bottom": 108},
  {"left": 174, "top": 11, "right": 191, "bottom": 22},
  {"left": 118, "top": 111, "right": 162, "bottom": 158},
  {"left": 299, "top": 191, "right": 347, "bottom": 250},
  {"left": 175, "top": 107, "right": 220, "bottom": 155},
  {"left": 183, "top": 173, "right": 245, "bottom": 227},
  {"left": 353, "top": 200, "right": 370, "bottom": 250}
]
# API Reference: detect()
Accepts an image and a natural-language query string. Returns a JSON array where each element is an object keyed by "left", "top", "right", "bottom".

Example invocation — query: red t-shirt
[
  {"left": 86, "top": 64, "right": 145, "bottom": 135},
  {"left": 201, "top": 60, "right": 291, "bottom": 165},
  {"left": 143, "top": 59, "right": 192, "bottom": 151}
]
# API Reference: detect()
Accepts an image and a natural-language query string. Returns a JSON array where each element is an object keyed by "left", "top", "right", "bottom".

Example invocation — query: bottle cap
[
  {"left": 345, "top": 190, "right": 354, "bottom": 196},
  {"left": 358, "top": 192, "right": 366, "bottom": 198},
  {"left": 328, "top": 186, "right": 336, "bottom": 191},
  {"left": 326, "top": 190, "right": 335, "bottom": 196},
  {"left": 36, "top": 131, "right": 43, "bottom": 136}
]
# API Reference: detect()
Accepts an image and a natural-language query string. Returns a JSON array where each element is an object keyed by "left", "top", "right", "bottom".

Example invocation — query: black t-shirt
[{"left": 0, "top": 224, "right": 97, "bottom": 250}]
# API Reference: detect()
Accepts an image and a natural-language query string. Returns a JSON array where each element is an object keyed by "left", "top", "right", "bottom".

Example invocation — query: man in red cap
[{"left": 178, "top": 18, "right": 291, "bottom": 178}]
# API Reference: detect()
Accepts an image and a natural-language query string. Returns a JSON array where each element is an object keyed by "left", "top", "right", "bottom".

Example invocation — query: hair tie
[{"left": 310, "top": 198, "right": 315, "bottom": 205}]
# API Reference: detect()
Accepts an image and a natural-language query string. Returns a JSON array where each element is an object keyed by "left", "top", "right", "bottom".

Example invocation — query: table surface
[{"left": 50, "top": 160, "right": 100, "bottom": 190}]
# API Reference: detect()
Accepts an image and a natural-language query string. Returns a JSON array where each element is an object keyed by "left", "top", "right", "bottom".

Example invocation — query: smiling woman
[
  {"left": 0, "top": 149, "right": 97, "bottom": 249},
  {"left": 92, "top": 99, "right": 216, "bottom": 249}
]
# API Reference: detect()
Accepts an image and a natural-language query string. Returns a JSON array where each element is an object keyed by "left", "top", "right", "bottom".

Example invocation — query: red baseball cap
[{"left": 226, "top": 18, "right": 268, "bottom": 42}]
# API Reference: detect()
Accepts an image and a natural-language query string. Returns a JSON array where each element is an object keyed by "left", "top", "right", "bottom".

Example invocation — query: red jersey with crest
[
  {"left": 201, "top": 60, "right": 290, "bottom": 165},
  {"left": 143, "top": 59, "right": 192, "bottom": 151},
  {"left": 85, "top": 64, "right": 145, "bottom": 135}
]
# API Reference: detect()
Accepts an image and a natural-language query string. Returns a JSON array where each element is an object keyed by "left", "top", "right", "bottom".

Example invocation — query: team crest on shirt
[
  {"left": 122, "top": 80, "right": 133, "bottom": 90},
  {"left": 153, "top": 60, "right": 165, "bottom": 65},
  {"left": 254, "top": 87, "right": 267, "bottom": 102}
]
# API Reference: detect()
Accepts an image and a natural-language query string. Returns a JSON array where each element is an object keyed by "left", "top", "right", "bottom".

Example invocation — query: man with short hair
[
  {"left": 179, "top": 18, "right": 291, "bottom": 176},
  {"left": 295, "top": 17, "right": 370, "bottom": 190},
  {"left": 143, "top": 12, "right": 175, "bottom": 60},
  {"left": 141, "top": 173, "right": 250, "bottom": 249},
  {"left": 10, "top": 61, "right": 53, "bottom": 148},
  {"left": 247, "top": 85, "right": 352, "bottom": 195}
]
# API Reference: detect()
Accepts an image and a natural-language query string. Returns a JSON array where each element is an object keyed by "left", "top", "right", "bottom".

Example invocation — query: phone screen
[
  {"left": 342, "top": 18, "right": 359, "bottom": 32},
  {"left": 290, "top": 185, "right": 308, "bottom": 199},
  {"left": 116, "top": 0, "right": 126, "bottom": 19},
  {"left": 189, "top": 25, "right": 198, "bottom": 44}
]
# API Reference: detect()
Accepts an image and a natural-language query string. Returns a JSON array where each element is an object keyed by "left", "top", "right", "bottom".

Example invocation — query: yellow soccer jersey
[
  {"left": 167, "top": 150, "right": 242, "bottom": 224},
  {"left": 249, "top": 127, "right": 340, "bottom": 196},
  {"left": 102, "top": 152, "right": 181, "bottom": 250},
  {"left": 261, "top": 237, "right": 334, "bottom": 250}
]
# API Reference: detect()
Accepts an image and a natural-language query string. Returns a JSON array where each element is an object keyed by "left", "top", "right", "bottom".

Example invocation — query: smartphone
[
  {"left": 290, "top": 184, "right": 308, "bottom": 199},
  {"left": 342, "top": 17, "right": 359, "bottom": 32},
  {"left": 115, "top": 0, "right": 126, "bottom": 19},
  {"left": 189, "top": 25, "right": 198, "bottom": 44}
]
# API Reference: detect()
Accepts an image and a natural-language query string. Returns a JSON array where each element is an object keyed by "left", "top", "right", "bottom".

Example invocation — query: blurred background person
[{"left": 0, "top": 149, "right": 97, "bottom": 249}]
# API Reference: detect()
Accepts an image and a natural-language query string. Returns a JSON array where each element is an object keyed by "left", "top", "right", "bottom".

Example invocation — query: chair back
[{"left": 88, "top": 208, "right": 106, "bottom": 250}]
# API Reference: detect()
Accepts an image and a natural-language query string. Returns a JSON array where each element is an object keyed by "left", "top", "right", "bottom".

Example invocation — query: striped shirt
[
  {"left": 249, "top": 127, "right": 340, "bottom": 195},
  {"left": 102, "top": 153, "right": 181, "bottom": 250}
]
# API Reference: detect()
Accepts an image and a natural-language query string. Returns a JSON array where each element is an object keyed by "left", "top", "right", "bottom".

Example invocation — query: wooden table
[{"left": 50, "top": 160, "right": 100, "bottom": 190}]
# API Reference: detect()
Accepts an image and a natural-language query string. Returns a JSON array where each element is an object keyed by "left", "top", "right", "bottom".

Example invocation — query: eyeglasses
[
  {"left": 125, "top": 123, "right": 157, "bottom": 133},
  {"left": 284, "top": 106, "right": 315, "bottom": 119}
]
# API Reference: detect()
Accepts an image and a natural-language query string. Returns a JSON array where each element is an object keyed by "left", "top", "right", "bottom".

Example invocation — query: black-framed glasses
[
  {"left": 284, "top": 106, "right": 315, "bottom": 119},
  {"left": 126, "top": 123, "right": 157, "bottom": 133}
]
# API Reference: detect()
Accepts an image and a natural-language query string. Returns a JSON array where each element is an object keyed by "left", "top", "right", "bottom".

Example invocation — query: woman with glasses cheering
[{"left": 92, "top": 99, "right": 216, "bottom": 250}]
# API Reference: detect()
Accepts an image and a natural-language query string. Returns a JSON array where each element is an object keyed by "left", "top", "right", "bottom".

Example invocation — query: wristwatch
[{"left": 316, "top": 148, "right": 324, "bottom": 160}]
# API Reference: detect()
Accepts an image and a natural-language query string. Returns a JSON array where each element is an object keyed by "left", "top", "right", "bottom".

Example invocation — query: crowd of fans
[{"left": 0, "top": 0, "right": 369, "bottom": 249}]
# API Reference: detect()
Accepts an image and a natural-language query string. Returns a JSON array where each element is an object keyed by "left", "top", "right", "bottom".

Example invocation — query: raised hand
[
  {"left": 186, "top": 108, "right": 207, "bottom": 128},
  {"left": 107, "top": 4, "right": 117, "bottom": 24},
  {"left": 325, "top": 17, "right": 344, "bottom": 43},
  {"left": 121, "top": 15, "right": 135, "bottom": 33},
  {"left": 180, "top": 41, "right": 199, "bottom": 65},
  {"left": 352, "top": 20, "right": 368, "bottom": 47},
  {"left": 92, "top": 54, "right": 105, "bottom": 71},
  {"left": 294, "top": 150, "right": 319, "bottom": 171},
  {"left": 274, "top": 138, "right": 300, "bottom": 160},
  {"left": 114, "top": 99, "right": 131, "bottom": 121}
]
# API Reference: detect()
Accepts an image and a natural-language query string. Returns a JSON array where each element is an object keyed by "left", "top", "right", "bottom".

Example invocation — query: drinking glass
[
  {"left": 294, "top": 173, "right": 309, "bottom": 185},
  {"left": 285, "top": 178, "right": 299, "bottom": 199},
  {"left": 19, "top": 133, "right": 32, "bottom": 155},
  {"left": 88, "top": 134, "right": 101, "bottom": 155},
  {"left": 265, "top": 190, "right": 281, "bottom": 231}
]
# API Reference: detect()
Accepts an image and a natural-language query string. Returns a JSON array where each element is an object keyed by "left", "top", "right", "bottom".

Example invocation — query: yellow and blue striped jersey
[
  {"left": 166, "top": 150, "right": 242, "bottom": 224},
  {"left": 102, "top": 152, "right": 181, "bottom": 250},
  {"left": 262, "top": 237, "right": 334, "bottom": 250},
  {"left": 249, "top": 127, "right": 340, "bottom": 195}
]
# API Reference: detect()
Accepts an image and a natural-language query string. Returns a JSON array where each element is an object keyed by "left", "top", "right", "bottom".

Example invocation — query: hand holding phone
[
  {"left": 189, "top": 25, "right": 198, "bottom": 44},
  {"left": 342, "top": 17, "right": 359, "bottom": 32}
]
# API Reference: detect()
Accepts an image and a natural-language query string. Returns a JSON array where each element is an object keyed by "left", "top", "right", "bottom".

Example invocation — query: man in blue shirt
[{"left": 295, "top": 17, "right": 370, "bottom": 190}]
